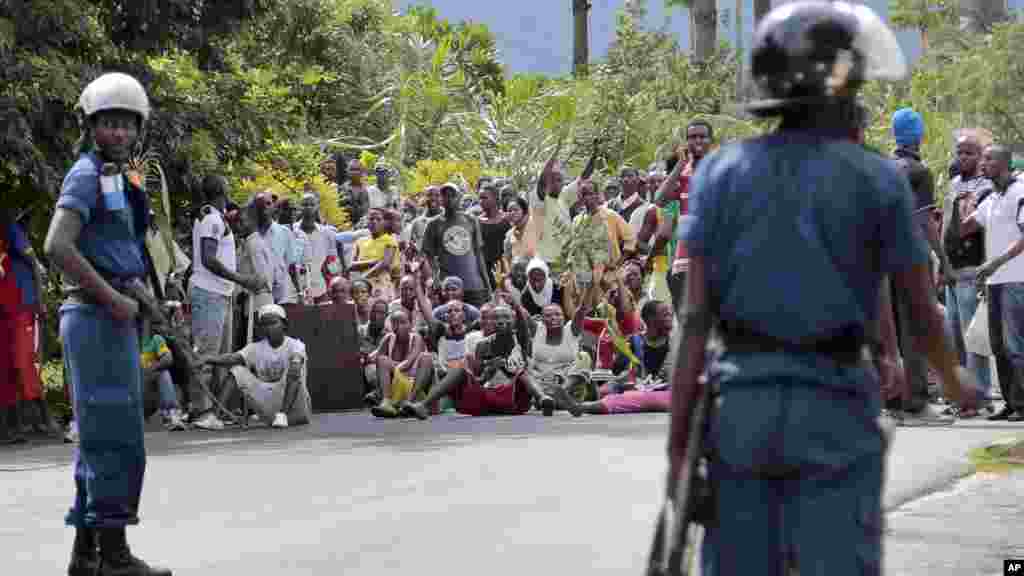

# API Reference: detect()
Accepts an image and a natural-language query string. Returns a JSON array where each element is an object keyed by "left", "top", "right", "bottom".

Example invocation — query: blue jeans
[
  {"left": 61, "top": 304, "right": 145, "bottom": 528},
  {"left": 190, "top": 285, "right": 231, "bottom": 412},
  {"left": 945, "top": 278, "right": 992, "bottom": 403},
  {"left": 156, "top": 371, "right": 178, "bottom": 411},
  {"left": 987, "top": 283, "right": 1024, "bottom": 411},
  {"left": 705, "top": 379, "right": 884, "bottom": 575}
]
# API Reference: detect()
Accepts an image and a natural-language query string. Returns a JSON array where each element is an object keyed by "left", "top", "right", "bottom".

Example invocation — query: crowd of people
[
  {"left": 13, "top": 4, "right": 1019, "bottom": 574},
  {"left": 142, "top": 120, "right": 716, "bottom": 430},
  {"left": 5, "top": 109, "right": 1024, "bottom": 444}
]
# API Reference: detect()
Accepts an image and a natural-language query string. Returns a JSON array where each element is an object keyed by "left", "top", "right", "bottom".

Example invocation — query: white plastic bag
[{"left": 965, "top": 299, "right": 992, "bottom": 357}]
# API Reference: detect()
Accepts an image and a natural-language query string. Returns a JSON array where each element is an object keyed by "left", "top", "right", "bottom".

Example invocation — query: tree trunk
[
  {"left": 960, "top": 0, "right": 1009, "bottom": 32},
  {"left": 753, "top": 0, "right": 772, "bottom": 26},
  {"left": 735, "top": 0, "right": 744, "bottom": 98},
  {"left": 573, "top": 0, "right": 591, "bottom": 77},
  {"left": 691, "top": 0, "right": 718, "bottom": 63}
]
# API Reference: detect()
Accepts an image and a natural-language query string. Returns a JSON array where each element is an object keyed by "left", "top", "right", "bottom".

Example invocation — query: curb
[{"left": 883, "top": 458, "right": 974, "bottom": 512}]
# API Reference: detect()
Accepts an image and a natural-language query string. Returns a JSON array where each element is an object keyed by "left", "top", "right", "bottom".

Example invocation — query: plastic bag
[{"left": 965, "top": 299, "right": 992, "bottom": 357}]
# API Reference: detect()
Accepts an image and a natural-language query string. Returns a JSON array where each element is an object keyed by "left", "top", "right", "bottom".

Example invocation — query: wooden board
[{"left": 284, "top": 301, "right": 363, "bottom": 412}]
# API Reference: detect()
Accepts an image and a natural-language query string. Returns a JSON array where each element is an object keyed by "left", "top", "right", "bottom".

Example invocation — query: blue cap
[{"left": 892, "top": 108, "right": 924, "bottom": 147}]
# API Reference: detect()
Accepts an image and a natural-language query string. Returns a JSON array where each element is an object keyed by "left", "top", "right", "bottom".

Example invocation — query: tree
[
  {"left": 888, "top": 0, "right": 959, "bottom": 52},
  {"left": 753, "top": 0, "right": 771, "bottom": 26},
  {"left": 573, "top": 0, "right": 592, "bottom": 77},
  {"left": 666, "top": 0, "right": 718, "bottom": 63}
]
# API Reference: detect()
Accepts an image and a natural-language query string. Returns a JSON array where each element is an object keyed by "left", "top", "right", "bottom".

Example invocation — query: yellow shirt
[{"left": 355, "top": 233, "right": 400, "bottom": 274}]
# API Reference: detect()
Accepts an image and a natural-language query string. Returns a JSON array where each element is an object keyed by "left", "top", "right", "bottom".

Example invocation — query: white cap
[{"left": 258, "top": 304, "right": 287, "bottom": 323}]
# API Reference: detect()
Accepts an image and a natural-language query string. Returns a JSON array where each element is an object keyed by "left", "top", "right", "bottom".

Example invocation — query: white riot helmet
[{"left": 77, "top": 72, "right": 151, "bottom": 123}]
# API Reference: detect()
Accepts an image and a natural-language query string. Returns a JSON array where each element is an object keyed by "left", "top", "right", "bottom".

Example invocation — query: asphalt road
[{"left": 2, "top": 411, "right": 1022, "bottom": 575}]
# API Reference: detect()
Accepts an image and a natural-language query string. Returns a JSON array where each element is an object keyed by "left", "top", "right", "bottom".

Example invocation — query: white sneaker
[
  {"left": 898, "top": 405, "right": 956, "bottom": 427},
  {"left": 192, "top": 412, "right": 225, "bottom": 431},
  {"left": 63, "top": 421, "right": 79, "bottom": 444},
  {"left": 271, "top": 412, "right": 289, "bottom": 429},
  {"left": 164, "top": 409, "right": 187, "bottom": 432}
]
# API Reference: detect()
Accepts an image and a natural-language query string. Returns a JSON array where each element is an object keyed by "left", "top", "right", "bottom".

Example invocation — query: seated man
[
  {"left": 200, "top": 304, "right": 311, "bottom": 428},
  {"left": 370, "top": 309, "right": 434, "bottom": 418},
  {"left": 141, "top": 329, "right": 187, "bottom": 431},
  {"left": 465, "top": 302, "right": 497, "bottom": 357},
  {"left": 403, "top": 305, "right": 569, "bottom": 419},
  {"left": 574, "top": 300, "right": 676, "bottom": 415}
]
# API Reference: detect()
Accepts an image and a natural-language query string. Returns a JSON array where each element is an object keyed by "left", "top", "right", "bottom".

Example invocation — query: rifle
[
  {"left": 646, "top": 263, "right": 721, "bottom": 576},
  {"left": 645, "top": 340, "right": 719, "bottom": 576}
]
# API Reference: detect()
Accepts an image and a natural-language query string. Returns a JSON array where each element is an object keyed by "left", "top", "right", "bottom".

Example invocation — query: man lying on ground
[{"left": 199, "top": 304, "right": 311, "bottom": 428}]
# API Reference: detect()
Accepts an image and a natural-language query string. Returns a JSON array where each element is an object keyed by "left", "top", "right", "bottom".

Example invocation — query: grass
[{"left": 968, "top": 437, "right": 1024, "bottom": 473}]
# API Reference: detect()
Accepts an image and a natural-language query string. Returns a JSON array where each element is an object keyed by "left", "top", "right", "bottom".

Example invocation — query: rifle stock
[{"left": 646, "top": 367, "right": 713, "bottom": 576}]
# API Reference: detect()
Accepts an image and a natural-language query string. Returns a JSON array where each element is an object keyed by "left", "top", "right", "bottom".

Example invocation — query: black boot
[
  {"left": 97, "top": 528, "right": 172, "bottom": 576},
  {"left": 68, "top": 527, "right": 99, "bottom": 576}
]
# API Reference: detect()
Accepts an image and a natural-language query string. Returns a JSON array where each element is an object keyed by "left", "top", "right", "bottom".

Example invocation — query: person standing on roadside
[
  {"left": 940, "top": 131, "right": 995, "bottom": 417},
  {"left": 43, "top": 72, "right": 172, "bottom": 576},
  {"left": 190, "top": 175, "right": 266, "bottom": 432},
  {"left": 957, "top": 144, "right": 1024, "bottom": 421},
  {"left": 421, "top": 183, "right": 492, "bottom": 307},
  {"left": 667, "top": 4, "right": 978, "bottom": 573},
  {"left": 886, "top": 108, "right": 955, "bottom": 424},
  {"left": 655, "top": 120, "right": 714, "bottom": 309}
]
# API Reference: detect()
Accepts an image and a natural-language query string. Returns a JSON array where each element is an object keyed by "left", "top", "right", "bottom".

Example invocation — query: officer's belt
[
  {"left": 64, "top": 267, "right": 145, "bottom": 306},
  {"left": 719, "top": 320, "right": 870, "bottom": 365}
]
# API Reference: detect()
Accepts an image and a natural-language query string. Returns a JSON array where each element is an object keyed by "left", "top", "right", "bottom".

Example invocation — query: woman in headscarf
[{"left": 520, "top": 257, "right": 562, "bottom": 317}]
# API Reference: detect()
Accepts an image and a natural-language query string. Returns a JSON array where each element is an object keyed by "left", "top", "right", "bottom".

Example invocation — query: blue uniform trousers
[
  {"left": 704, "top": 367, "right": 885, "bottom": 576},
  {"left": 61, "top": 304, "right": 146, "bottom": 528}
]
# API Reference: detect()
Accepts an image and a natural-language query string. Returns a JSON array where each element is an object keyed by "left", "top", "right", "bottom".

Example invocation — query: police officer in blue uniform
[
  {"left": 665, "top": 3, "right": 979, "bottom": 574},
  {"left": 44, "top": 73, "right": 172, "bottom": 576}
]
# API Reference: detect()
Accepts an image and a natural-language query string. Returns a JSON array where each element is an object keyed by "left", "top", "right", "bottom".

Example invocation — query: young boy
[
  {"left": 370, "top": 309, "right": 433, "bottom": 418},
  {"left": 140, "top": 329, "right": 187, "bottom": 431},
  {"left": 200, "top": 304, "right": 311, "bottom": 428}
]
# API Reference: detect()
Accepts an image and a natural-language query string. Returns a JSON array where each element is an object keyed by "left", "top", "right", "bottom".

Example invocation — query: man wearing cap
[
  {"left": 421, "top": 182, "right": 492, "bottom": 307},
  {"left": 888, "top": 108, "right": 953, "bottom": 424},
  {"left": 200, "top": 304, "right": 311, "bottom": 429}
]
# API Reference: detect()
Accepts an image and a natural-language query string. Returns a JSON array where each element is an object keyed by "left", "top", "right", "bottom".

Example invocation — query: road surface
[{"left": 2, "top": 411, "right": 1021, "bottom": 575}]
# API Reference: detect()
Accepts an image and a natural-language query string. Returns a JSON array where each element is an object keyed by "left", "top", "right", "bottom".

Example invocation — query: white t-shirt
[
  {"left": 238, "top": 336, "right": 307, "bottom": 383},
  {"left": 292, "top": 223, "right": 339, "bottom": 299},
  {"left": 973, "top": 179, "right": 1024, "bottom": 285},
  {"left": 190, "top": 206, "right": 237, "bottom": 297}
]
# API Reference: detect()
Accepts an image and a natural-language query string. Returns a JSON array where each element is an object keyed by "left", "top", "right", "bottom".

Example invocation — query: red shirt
[
  {"left": 581, "top": 311, "right": 644, "bottom": 370},
  {"left": 0, "top": 238, "right": 19, "bottom": 312}
]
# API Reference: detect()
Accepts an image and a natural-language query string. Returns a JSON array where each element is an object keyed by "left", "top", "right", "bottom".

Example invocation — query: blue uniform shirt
[
  {"left": 681, "top": 132, "right": 929, "bottom": 389},
  {"left": 56, "top": 153, "right": 148, "bottom": 285}
]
